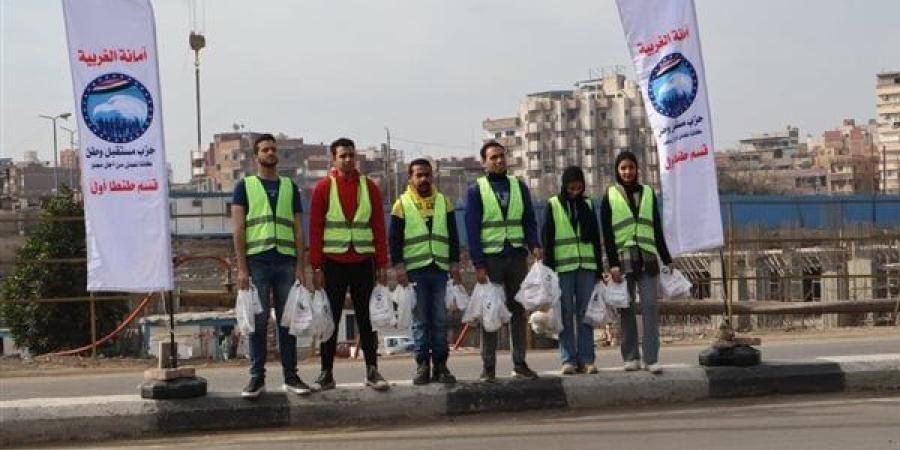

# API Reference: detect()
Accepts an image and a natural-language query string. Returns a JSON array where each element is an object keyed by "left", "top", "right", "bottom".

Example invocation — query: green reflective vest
[
  {"left": 548, "top": 196, "right": 597, "bottom": 273},
  {"left": 323, "top": 176, "right": 375, "bottom": 255},
  {"left": 400, "top": 191, "right": 450, "bottom": 271},
  {"left": 607, "top": 185, "right": 658, "bottom": 256},
  {"left": 477, "top": 175, "right": 525, "bottom": 254},
  {"left": 244, "top": 176, "right": 296, "bottom": 256}
]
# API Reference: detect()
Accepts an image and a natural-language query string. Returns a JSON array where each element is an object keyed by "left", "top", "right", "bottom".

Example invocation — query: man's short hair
[
  {"left": 407, "top": 158, "right": 432, "bottom": 175},
  {"left": 253, "top": 133, "right": 276, "bottom": 154},
  {"left": 479, "top": 140, "right": 505, "bottom": 160},
  {"left": 330, "top": 138, "right": 356, "bottom": 156}
]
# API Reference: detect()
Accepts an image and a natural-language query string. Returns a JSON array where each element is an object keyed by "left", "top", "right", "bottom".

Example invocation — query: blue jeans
[
  {"left": 558, "top": 270, "right": 596, "bottom": 366},
  {"left": 409, "top": 266, "right": 449, "bottom": 365},
  {"left": 247, "top": 258, "right": 297, "bottom": 381}
]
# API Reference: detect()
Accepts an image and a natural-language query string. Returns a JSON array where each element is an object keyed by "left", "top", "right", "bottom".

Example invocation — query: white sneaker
[
  {"left": 624, "top": 360, "right": 641, "bottom": 371},
  {"left": 646, "top": 363, "right": 663, "bottom": 374}
]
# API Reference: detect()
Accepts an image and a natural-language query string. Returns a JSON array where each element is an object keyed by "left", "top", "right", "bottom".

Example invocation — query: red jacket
[{"left": 309, "top": 168, "right": 389, "bottom": 269}]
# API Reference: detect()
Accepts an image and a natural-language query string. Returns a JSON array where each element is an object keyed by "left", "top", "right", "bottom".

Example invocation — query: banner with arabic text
[
  {"left": 615, "top": 0, "right": 724, "bottom": 255},
  {"left": 63, "top": 0, "right": 173, "bottom": 291}
]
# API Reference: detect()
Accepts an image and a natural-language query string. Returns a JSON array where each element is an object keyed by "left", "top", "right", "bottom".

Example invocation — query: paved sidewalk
[{"left": 1, "top": 354, "right": 898, "bottom": 447}]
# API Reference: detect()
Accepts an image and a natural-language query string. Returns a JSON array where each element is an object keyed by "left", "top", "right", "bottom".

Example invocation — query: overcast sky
[{"left": 2, "top": 0, "right": 898, "bottom": 182}]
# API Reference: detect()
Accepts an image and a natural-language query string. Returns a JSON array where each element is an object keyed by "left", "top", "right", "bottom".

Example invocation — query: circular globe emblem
[
  {"left": 81, "top": 73, "right": 153, "bottom": 143},
  {"left": 647, "top": 52, "right": 698, "bottom": 118}
]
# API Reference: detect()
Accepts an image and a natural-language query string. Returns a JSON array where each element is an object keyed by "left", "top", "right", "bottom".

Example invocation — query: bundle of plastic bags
[
  {"left": 369, "top": 284, "right": 397, "bottom": 330},
  {"left": 605, "top": 279, "right": 630, "bottom": 308},
  {"left": 392, "top": 284, "right": 417, "bottom": 330},
  {"left": 235, "top": 284, "right": 263, "bottom": 334},
  {"left": 282, "top": 282, "right": 314, "bottom": 336},
  {"left": 309, "top": 289, "right": 335, "bottom": 342},
  {"left": 478, "top": 283, "right": 511, "bottom": 332},
  {"left": 659, "top": 267, "right": 692, "bottom": 299},
  {"left": 514, "top": 262, "right": 560, "bottom": 311},
  {"left": 445, "top": 280, "right": 469, "bottom": 312},
  {"left": 584, "top": 282, "right": 612, "bottom": 327}
]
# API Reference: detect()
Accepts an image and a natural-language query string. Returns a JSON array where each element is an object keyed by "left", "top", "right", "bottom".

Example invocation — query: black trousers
[{"left": 320, "top": 258, "right": 378, "bottom": 370}]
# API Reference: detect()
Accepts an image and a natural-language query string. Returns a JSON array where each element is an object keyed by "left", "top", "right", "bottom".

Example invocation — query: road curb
[{"left": 1, "top": 357, "right": 898, "bottom": 447}]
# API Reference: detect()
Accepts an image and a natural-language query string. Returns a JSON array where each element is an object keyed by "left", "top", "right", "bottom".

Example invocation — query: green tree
[{"left": 0, "top": 189, "right": 126, "bottom": 355}]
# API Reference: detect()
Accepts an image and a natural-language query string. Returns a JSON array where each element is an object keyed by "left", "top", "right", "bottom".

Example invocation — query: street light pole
[
  {"left": 38, "top": 113, "right": 71, "bottom": 193},
  {"left": 60, "top": 126, "right": 77, "bottom": 189},
  {"left": 190, "top": 32, "right": 206, "bottom": 175}
]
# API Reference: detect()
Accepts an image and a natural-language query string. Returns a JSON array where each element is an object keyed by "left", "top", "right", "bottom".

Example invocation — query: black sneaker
[
  {"left": 433, "top": 362, "right": 457, "bottom": 384},
  {"left": 241, "top": 376, "right": 265, "bottom": 399},
  {"left": 413, "top": 362, "right": 431, "bottom": 386},
  {"left": 312, "top": 370, "right": 336, "bottom": 392},
  {"left": 479, "top": 367, "right": 496, "bottom": 383},
  {"left": 366, "top": 365, "right": 390, "bottom": 391},
  {"left": 511, "top": 365, "right": 539, "bottom": 380},
  {"left": 283, "top": 376, "right": 312, "bottom": 395}
]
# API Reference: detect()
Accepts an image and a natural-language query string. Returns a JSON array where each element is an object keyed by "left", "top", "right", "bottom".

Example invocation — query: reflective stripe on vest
[
  {"left": 400, "top": 191, "right": 450, "bottom": 271},
  {"left": 323, "top": 176, "right": 375, "bottom": 254},
  {"left": 549, "top": 196, "right": 597, "bottom": 273},
  {"left": 477, "top": 176, "right": 525, "bottom": 254},
  {"left": 245, "top": 176, "right": 296, "bottom": 256},
  {"left": 607, "top": 185, "right": 658, "bottom": 256}
]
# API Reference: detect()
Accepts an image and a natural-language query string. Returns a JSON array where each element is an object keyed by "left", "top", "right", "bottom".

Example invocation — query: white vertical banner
[
  {"left": 63, "top": 0, "right": 173, "bottom": 291},
  {"left": 615, "top": 0, "right": 724, "bottom": 255}
]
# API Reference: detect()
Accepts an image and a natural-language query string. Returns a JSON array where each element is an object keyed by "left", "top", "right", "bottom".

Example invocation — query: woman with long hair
[{"left": 600, "top": 151, "right": 673, "bottom": 374}]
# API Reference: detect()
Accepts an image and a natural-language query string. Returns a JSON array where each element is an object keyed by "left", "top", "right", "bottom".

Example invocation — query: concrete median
[{"left": 2, "top": 355, "right": 898, "bottom": 447}]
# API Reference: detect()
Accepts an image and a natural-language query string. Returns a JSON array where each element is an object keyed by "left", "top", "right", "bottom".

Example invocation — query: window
[
  {"left": 192, "top": 199, "right": 202, "bottom": 207},
  {"left": 505, "top": 130, "right": 515, "bottom": 137},
  {"left": 494, "top": 132, "right": 502, "bottom": 139}
]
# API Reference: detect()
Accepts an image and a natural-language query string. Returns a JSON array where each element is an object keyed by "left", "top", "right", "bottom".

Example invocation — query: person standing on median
[
  {"left": 541, "top": 166, "right": 604, "bottom": 376},
  {"left": 465, "top": 140, "right": 542, "bottom": 383},
  {"left": 232, "top": 133, "right": 311, "bottom": 399},
  {"left": 389, "top": 158, "right": 461, "bottom": 385},
  {"left": 600, "top": 151, "right": 673, "bottom": 375},
  {"left": 309, "top": 137, "right": 390, "bottom": 391}
]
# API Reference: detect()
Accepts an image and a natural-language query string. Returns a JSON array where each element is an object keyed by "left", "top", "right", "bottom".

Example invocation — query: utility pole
[
  {"left": 60, "top": 126, "right": 77, "bottom": 189},
  {"left": 384, "top": 127, "right": 392, "bottom": 203}
]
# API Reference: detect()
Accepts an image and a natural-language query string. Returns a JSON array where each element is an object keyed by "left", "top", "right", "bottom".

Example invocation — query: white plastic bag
[
  {"left": 660, "top": 267, "right": 692, "bottom": 299},
  {"left": 480, "top": 283, "right": 510, "bottom": 333},
  {"left": 461, "top": 284, "right": 484, "bottom": 324},
  {"left": 309, "top": 289, "right": 335, "bottom": 342},
  {"left": 369, "top": 284, "right": 397, "bottom": 330},
  {"left": 529, "top": 305, "right": 563, "bottom": 337},
  {"left": 605, "top": 279, "right": 630, "bottom": 308},
  {"left": 445, "top": 280, "right": 470, "bottom": 312},
  {"left": 583, "top": 282, "right": 610, "bottom": 327},
  {"left": 392, "top": 284, "right": 417, "bottom": 330},
  {"left": 280, "top": 281, "right": 304, "bottom": 328},
  {"left": 235, "top": 285, "right": 260, "bottom": 334},
  {"left": 514, "top": 262, "right": 560, "bottom": 311},
  {"left": 288, "top": 286, "right": 314, "bottom": 336}
]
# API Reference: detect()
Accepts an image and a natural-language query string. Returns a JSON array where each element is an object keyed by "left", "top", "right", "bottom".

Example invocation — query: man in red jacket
[{"left": 309, "top": 137, "right": 390, "bottom": 391}]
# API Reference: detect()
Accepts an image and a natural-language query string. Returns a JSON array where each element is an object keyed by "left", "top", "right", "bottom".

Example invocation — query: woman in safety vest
[
  {"left": 599, "top": 151, "right": 673, "bottom": 375},
  {"left": 541, "top": 166, "right": 604, "bottom": 375}
]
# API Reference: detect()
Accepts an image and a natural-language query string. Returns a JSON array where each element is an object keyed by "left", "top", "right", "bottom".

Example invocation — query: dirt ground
[{"left": 1, "top": 325, "right": 895, "bottom": 378}]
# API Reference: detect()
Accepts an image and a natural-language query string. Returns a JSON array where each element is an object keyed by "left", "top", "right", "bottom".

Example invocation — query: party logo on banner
[
  {"left": 647, "top": 53, "right": 698, "bottom": 118},
  {"left": 80, "top": 73, "right": 154, "bottom": 143}
]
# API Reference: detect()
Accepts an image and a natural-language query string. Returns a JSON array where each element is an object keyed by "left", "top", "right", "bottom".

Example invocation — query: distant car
[{"left": 383, "top": 336, "right": 414, "bottom": 355}]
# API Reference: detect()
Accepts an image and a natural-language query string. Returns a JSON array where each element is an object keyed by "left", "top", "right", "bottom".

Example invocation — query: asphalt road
[
  {"left": 1, "top": 334, "right": 897, "bottom": 400},
  {"left": 30, "top": 393, "right": 900, "bottom": 450}
]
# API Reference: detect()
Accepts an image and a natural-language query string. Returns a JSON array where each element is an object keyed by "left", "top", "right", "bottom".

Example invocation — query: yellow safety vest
[
  {"left": 548, "top": 195, "right": 597, "bottom": 273},
  {"left": 244, "top": 176, "right": 296, "bottom": 256},
  {"left": 323, "top": 176, "right": 375, "bottom": 255},
  {"left": 400, "top": 191, "right": 450, "bottom": 271},
  {"left": 477, "top": 175, "right": 525, "bottom": 254},
  {"left": 607, "top": 185, "right": 658, "bottom": 256}
]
